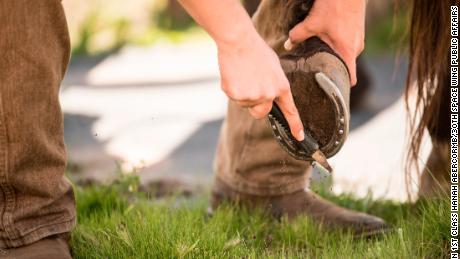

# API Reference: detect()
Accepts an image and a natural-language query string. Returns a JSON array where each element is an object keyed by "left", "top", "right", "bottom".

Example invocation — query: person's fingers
[
  {"left": 237, "top": 99, "right": 260, "bottom": 108},
  {"left": 248, "top": 101, "right": 273, "bottom": 119},
  {"left": 285, "top": 17, "right": 317, "bottom": 51},
  {"left": 275, "top": 91, "right": 305, "bottom": 141},
  {"left": 336, "top": 49, "right": 357, "bottom": 86},
  {"left": 286, "top": 18, "right": 359, "bottom": 86},
  {"left": 283, "top": 38, "right": 296, "bottom": 52},
  {"left": 347, "top": 58, "right": 357, "bottom": 86},
  {"left": 223, "top": 84, "right": 266, "bottom": 107},
  {"left": 321, "top": 35, "right": 359, "bottom": 86}
]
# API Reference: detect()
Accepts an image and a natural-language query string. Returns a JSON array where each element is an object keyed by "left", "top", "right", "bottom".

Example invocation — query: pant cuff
[{"left": 0, "top": 217, "right": 76, "bottom": 249}]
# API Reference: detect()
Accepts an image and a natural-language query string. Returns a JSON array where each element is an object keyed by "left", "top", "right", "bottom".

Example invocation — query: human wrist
[{"left": 213, "top": 18, "right": 259, "bottom": 52}]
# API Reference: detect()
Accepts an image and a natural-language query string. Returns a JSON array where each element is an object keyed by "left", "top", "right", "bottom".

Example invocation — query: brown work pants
[
  {"left": 214, "top": 100, "right": 312, "bottom": 196},
  {"left": 0, "top": 0, "right": 76, "bottom": 248},
  {"left": 0, "top": 0, "right": 311, "bottom": 249}
]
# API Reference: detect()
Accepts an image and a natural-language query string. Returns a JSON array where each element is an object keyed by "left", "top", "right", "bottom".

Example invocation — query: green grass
[{"left": 71, "top": 175, "right": 449, "bottom": 258}]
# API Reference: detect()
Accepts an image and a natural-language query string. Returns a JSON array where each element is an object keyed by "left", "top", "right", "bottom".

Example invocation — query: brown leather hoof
[{"left": 269, "top": 37, "right": 350, "bottom": 160}]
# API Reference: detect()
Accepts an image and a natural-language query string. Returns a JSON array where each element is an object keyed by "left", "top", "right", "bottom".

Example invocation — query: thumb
[
  {"left": 284, "top": 17, "right": 317, "bottom": 51},
  {"left": 347, "top": 59, "right": 357, "bottom": 86}
]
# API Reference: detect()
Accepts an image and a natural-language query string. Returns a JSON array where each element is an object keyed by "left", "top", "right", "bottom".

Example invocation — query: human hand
[
  {"left": 217, "top": 33, "right": 305, "bottom": 141},
  {"left": 284, "top": 0, "right": 366, "bottom": 86},
  {"left": 177, "top": 0, "right": 305, "bottom": 140}
]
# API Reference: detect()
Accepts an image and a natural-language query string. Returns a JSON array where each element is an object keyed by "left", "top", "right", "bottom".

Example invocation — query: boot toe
[{"left": 351, "top": 213, "right": 391, "bottom": 237}]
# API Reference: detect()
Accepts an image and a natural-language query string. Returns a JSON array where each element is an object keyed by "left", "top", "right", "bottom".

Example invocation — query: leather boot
[
  {"left": 211, "top": 177, "right": 390, "bottom": 237},
  {"left": 4, "top": 233, "right": 72, "bottom": 259}
]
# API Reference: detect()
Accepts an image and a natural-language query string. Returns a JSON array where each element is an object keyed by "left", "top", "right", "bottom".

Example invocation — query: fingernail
[
  {"left": 298, "top": 130, "right": 305, "bottom": 141},
  {"left": 284, "top": 39, "right": 293, "bottom": 51}
]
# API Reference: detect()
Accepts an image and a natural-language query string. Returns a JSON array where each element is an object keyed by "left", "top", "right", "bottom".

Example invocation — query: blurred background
[{"left": 61, "top": 0, "right": 427, "bottom": 201}]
